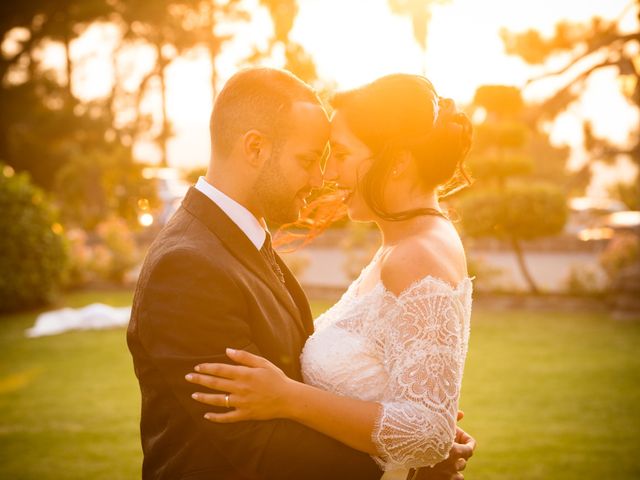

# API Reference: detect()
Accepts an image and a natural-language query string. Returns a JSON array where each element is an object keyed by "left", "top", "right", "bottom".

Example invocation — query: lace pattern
[{"left": 301, "top": 260, "right": 472, "bottom": 471}]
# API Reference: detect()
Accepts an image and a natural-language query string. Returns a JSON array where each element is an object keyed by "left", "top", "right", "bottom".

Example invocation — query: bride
[{"left": 186, "top": 74, "right": 474, "bottom": 480}]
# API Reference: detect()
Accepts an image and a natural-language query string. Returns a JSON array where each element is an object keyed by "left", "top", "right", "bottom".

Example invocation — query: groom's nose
[
  {"left": 323, "top": 155, "right": 338, "bottom": 182},
  {"left": 309, "top": 161, "right": 323, "bottom": 189}
]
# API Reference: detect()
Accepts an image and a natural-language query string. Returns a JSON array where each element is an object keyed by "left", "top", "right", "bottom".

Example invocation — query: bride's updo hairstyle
[{"left": 331, "top": 74, "right": 473, "bottom": 221}]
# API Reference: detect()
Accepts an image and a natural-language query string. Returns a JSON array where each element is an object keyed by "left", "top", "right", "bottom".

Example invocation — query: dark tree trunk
[
  {"left": 155, "top": 41, "right": 169, "bottom": 167},
  {"left": 510, "top": 236, "right": 540, "bottom": 294}
]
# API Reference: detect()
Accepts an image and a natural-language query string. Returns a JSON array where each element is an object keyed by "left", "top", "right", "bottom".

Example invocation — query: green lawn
[{"left": 0, "top": 290, "right": 639, "bottom": 479}]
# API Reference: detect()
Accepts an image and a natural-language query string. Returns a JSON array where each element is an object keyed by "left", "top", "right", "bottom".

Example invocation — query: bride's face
[{"left": 325, "top": 111, "right": 375, "bottom": 222}]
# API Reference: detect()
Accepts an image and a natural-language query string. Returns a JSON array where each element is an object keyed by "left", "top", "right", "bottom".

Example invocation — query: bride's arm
[
  {"left": 187, "top": 347, "right": 382, "bottom": 455},
  {"left": 187, "top": 248, "right": 471, "bottom": 469},
  {"left": 187, "top": 281, "right": 470, "bottom": 469}
]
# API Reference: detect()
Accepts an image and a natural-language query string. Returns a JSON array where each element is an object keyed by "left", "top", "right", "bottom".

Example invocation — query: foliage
[
  {"left": 388, "top": 0, "right": 449, "bottom": 52},
  {"left": 501, "top": 4, "right": 640, "bottom": 185},
  {"left": 53, "top": 146, "right": 157, "bottom": 231},
  {"left": 91, "top": 217, "right": 140, "bottom": 284},
  {"left": 65, "top": 229, "right": 93, "bottom": 288},
  {"left": 255, "top": 0, "right": 319, "bottom": 84},
  {"left": 117, "top": 0, "right": 248, "bottom": 165},
  {"left": 563, "top": 263, "right": 607, "bottom": 295},
  {"left": 610, "top": 180, "right": 640, "bottom": 210},
  {"left": 469, "top": 85, "right": 570, "bottom": 187},
  {"left": 473, "top": 85, "right": 524, "bottom": 117},
  {"left": 0, "top": 0, "right": 258, "bottom": 193},
  {"left": 0, "top": 2, "right": 120, "bottom": 184},
  {"left": 460, "top": 183, "right": 567, "bottom": 241},
  {"left": 465, "top": 255, "right": 505, "bottom": 291},
  {"left": 183, "top": 166, "right": 207, "bottom": 185},
  {"left": 0, "top": 165, "right": 69, "bottom": 313},
  {"left": 471, "top": 123, "right": 528, "bottom": 151},
  {"left": 1, "top": 80, "right": 117, "bottom": 190},
  {"left": 465, "top": 153, "right": 533, "bottom": 181},
  {"left": 462, "top": 84, "right": 569, "bottom": 293},
  {"left": 65, "top": 219, "right": 140, "bottom": 287},
  {"left": 283, "top": 42, "right": 319, "bottom": 85},
  {"left": 600, "top": 232, "right": 640, "bottom": 280}
]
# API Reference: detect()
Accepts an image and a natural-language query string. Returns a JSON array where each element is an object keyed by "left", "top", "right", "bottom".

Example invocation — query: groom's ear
[{"left": 242, "top": 129, "right": 273, "bottom": 169}]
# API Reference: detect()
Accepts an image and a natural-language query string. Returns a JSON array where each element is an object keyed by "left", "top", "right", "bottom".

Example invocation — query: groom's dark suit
[{"left": 127, "top": 187, "right": 382, "bottom": 480}]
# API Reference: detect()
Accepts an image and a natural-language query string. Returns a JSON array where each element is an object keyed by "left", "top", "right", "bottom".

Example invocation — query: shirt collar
[{"left": 195, "top": 177, "right": 266, "bottom": 250}]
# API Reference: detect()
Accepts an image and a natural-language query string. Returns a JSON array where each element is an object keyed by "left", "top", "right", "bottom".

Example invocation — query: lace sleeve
[{"left": 371, "top": 278, "right": 472, "bottom": 471}]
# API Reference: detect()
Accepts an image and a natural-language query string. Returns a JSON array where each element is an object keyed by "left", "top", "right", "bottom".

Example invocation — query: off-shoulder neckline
[{"left": 353, "top": 274, "right": 474, "bottom": 302}]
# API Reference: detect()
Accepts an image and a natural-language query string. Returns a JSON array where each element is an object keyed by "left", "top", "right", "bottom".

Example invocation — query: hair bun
[{"left": 418, "top": 97, "right": 473, "bottom": 195}]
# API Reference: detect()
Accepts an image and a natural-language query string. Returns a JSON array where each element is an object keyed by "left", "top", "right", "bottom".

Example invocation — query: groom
[{"left": 127, "top": 67, "right": 475, "bottom": 480}]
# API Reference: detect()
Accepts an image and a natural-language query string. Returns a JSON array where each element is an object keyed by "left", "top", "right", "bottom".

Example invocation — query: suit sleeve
[{"left": 136, "top": 248, "right": 382, "bottom": 480}]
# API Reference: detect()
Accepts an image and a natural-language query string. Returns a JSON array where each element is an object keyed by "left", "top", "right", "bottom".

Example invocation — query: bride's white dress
[{"left": 301, "top": 258, "right": 473, "bottom": 480}]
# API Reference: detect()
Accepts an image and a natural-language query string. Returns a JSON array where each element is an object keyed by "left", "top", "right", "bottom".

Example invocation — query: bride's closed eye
[{"left": 330, "top": 150, "right": 348, "bottom": 163}]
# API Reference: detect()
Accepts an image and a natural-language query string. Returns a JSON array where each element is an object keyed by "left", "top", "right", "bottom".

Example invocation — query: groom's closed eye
[
  {"left": 298, "top": 152, "right": 323, "bottom": 170},
  {"left": 297, "top": 155, "right": 316, "bottom": 169}
]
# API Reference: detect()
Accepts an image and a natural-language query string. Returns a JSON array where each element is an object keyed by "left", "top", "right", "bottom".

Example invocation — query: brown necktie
[{"left": 260, "top": 233, "right": 285, "bottom": 284}]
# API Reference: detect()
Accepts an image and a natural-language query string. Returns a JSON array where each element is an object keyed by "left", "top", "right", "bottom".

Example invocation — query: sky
[{"left": 58, "top": 0, "right": 639, "bottom": 195}]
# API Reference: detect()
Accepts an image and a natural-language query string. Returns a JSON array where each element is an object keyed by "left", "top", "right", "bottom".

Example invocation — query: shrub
[
  {"left": 64, "top": 217, "right": 140, "bottom": 287},
  {"left": 600, "top": 232, "right": 639, "bottom": 280},
  {"left": 0, "top": 165, "right": 69, "bottom": 312},
  {"left": 564, "top": 263, "right": 606, "bottom": 295},
  {"left": 459, "top": 182, "right": 567, "bottom": 241},
  {"left": 93, "top": 216, "right": 139, "bottom": 283},
  {"left": 53, "top": 147, "right": 157, "bottom": 231}
]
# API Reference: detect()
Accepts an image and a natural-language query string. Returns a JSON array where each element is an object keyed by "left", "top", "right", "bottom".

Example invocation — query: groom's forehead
[
  {"left": 284, "top": 102, "right": 330, "bottom": 138},
  {"left": 287, "top": 101, "right": 329, "bottom": 123}
]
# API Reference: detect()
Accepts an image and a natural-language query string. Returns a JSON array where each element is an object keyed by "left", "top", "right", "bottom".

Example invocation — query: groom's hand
[{"left": 413, "top": 412, "right": 476, "bottom": 480}]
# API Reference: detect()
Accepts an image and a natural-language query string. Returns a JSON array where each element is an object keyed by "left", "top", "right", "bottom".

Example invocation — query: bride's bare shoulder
[{"left": 380, "top": 230, "right": 467, "bottom": 296}]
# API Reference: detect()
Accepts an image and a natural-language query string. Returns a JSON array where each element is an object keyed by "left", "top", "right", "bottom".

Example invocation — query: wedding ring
[{"left": 224, "top": 393, "right": 230, "bottom": 409}]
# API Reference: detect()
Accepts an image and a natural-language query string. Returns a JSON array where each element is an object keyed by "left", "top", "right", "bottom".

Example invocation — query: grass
[{"left": 0, "top": 290, "right": 639, "bottom": 479}]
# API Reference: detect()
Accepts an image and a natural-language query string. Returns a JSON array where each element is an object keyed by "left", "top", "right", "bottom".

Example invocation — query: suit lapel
[
  {"left": 181, "top": 187, "right": 306, "bottom": 336},
  {"left": 275, "top": 253, "right": 314, "bottom": 336}
]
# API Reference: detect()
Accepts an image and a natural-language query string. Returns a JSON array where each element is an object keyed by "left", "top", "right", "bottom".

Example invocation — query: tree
[
  {"left": 117, "top": 0, "right": 249, "bottom": 166},
  {"left": 501, "top": 2, "right": 640, "bottom": 188},
  {"left": 0, "top": 1, "right": 114, "bottom": 178},
  {"left": 460, "top": 85, "right": 569, "bottom": 294},
  {"left": 388, "top": 0, "right": 449, "bottom": 74},
  {"left": 0, "top": 0, "right": 309, "bottom": 234},
  {"left": 255, "top": 0, "right": 319, "bottom": 84},
  {"left": 611, "top": 180, "right": 640, "bottom": 210},
  {"left": 0, "top": 0, "right": 249, "bottom": 177},
  {"left": 53, "top": 145, "right": 157, "bottom": 230}
]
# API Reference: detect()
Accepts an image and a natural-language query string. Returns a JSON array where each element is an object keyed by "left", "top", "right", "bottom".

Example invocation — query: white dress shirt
[{"left": 195, "top": 177, "right": 266, "bottom": 250}]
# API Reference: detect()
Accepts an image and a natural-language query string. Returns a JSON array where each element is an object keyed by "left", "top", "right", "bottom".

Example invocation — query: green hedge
[{"left": 0, "top": 165, "right": 69, "bottom": 313}]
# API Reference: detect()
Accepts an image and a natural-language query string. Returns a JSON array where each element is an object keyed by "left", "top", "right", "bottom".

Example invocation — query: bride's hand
[{"left": 185, "top": 348, "right": 296, "bottom": 422}]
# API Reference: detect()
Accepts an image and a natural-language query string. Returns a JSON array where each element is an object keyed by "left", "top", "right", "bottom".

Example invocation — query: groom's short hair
[{"left": 210, "top": 68, "right": 321, "bottom": 159}]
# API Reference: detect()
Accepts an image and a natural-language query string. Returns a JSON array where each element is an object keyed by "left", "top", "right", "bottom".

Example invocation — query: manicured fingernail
[
  {"left": 226, "top": 348, "right": 236, "bottom": 355},
  {"left": 191, "top": 393, "right": 199, "bottom": 399},
  {"left": 204, "top": 413, "right": 213, "bottom": 420},
  {"left": 194, "top": 365, "right": 201, "bottom": 372},
  {"left": 185, "top": 374, "right": 193, "bottom": 380}
]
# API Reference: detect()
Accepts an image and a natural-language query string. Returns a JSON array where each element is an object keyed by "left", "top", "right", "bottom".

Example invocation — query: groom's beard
[{"left": 255, "top": 153, "right": 300, "bottom": 225}]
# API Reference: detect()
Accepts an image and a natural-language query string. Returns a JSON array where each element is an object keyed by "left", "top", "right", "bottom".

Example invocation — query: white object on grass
[{"left": 26, "top": 303, "right": 131, "bottom": 338}]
